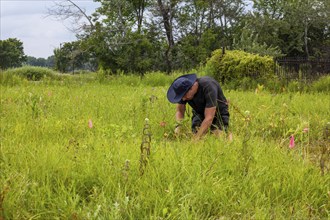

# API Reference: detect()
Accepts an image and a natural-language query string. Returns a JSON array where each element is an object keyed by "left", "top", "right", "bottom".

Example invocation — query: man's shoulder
[
  {"left": 199, "top": 76, "right": 213, "bottom": 81},
  {"left": 198, "top": 76, "right": 219, "bottom": 87}
]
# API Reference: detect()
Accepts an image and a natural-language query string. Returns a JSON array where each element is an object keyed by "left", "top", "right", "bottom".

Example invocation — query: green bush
[
  {"left": 311, "top": 75, "right": 330, "bottom": 93},
  {"left": 205, "top": 49, "right": 275, "bottom": 83},
  {"left": 3, "top": 66, "right": 57, "bottom": 81}
]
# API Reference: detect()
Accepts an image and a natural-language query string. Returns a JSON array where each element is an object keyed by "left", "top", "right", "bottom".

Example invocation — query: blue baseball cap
[{"left": 167, "top": 74, "right": 197, "bottom": 103}]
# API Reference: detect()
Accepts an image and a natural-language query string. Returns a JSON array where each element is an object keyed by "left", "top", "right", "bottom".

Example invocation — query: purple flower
[
  {"left": 88, "top": 119, "right": 93, "bottom": 128},
  {"left": 289, "top": 135, "right": 295, "bottom": 149}
]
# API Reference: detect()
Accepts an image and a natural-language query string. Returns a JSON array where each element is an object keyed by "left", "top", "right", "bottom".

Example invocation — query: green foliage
[
  {"left": 115, "top": 33, "right": 155, "bottom": 74},
  {"left": 95, "top": 67, "right": 112, "bottom": 83},
  {"left": 0, "top": 38, "right": 27, "bottom": 69},
  {"left": 246, "top": 0, "right": 329, "bottom": 58},
  {"left": 141, "top": 72, "right": 177, "bottom": 87},
  {"left": 311, "top": 75, "right": 330, "bottom": 93},
  {"left": 280, "top": 75, "right": 330, "bottom": 94},
  {"left": 0, "top": 70, "right": 27, "bottom": 86},
  {"left": 25, "top": 55, "right": 55, "bottom": 68},
  {"left": 95, "top": 70, "right": 178, "bottom": 87},
  {"left": 175, "top": 29, "right": 219, "bottom": 70},
  {"left": 3, "top": 66, "right": 57, "bottom": 81},
  {"left": 49, "top": 0, "right": 329, "bottom": 74},
  {"left": 233, "top": 28, "right": 283, "bottom": 57},
  {"left": 54, "top": 41, "right": 94, "bottom": 73},
  {"left": 205, "top": 49, "right": 276, "bottom": 83}
]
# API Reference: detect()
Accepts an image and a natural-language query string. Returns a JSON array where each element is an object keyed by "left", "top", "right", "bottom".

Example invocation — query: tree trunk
[
  {"left": 304, "top": 19, "right": 309, "bottom": 59},
  {"left": 133, "top": 0, "right": 146, "bottom": 34},
  {"left": 157, "top": 0, "right": 175, "bottom": 73},
  {"left": 208, "top": 0, "right": 214, "bottom": 28}
]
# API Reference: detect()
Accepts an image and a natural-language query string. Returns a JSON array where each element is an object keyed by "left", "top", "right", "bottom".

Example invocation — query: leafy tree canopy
[{"left": 0, "top": 38, "right": 27, "bottom": 69}]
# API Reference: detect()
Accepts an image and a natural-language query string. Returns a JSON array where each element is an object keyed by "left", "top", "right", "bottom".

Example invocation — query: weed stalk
[{"left": 140, "top": 118, "right": 151, "bottom": 175}]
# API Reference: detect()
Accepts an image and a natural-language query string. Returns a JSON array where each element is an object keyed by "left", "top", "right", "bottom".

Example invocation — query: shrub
[
  {"left": 3, "top": 66, "right": 57, "bottom": 81},
  {"left": 205, "top": 49, "right": 275, "bottom": 84}
]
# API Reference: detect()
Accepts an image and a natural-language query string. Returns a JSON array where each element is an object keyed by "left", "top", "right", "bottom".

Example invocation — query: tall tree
[
  {"left": 87, "top": 0, "right": 151, "bottom": 71},
  {"left": 0, "top": 38, "right": 27, "bottom": 69},
  {"left": 132, "top": 0, "right": 149, "bottom": 33},
  {"left": 153, "top": 0, "right": 179, "bottom": 73}
]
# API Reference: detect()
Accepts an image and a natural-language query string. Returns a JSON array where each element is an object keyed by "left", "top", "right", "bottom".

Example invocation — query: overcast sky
[{"left": 1, "top": 0, "right": 100, "bottom": 58}]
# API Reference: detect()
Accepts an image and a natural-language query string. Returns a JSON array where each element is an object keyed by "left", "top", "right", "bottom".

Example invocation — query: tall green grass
[{"left": 0, "top": 74, "right": 329, "bottom": 219}]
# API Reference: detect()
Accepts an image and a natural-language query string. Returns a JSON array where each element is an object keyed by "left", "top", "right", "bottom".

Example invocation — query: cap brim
[{"left": 167, "top": 74, "right": 197, "bottom": 103}]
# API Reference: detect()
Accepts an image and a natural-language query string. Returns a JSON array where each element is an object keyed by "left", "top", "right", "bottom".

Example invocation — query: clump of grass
[
  {"left": 0, "top": 70, "right": 27, "bottom": 86},
  {"left": 141, "top": 71, "right": 177, "bottom": 87},
  {"left": 3, "top": 66, "right": 58, "bottom": 81},
  {"left": 311, "top": 75, "right": 330, "bottom": 93}
]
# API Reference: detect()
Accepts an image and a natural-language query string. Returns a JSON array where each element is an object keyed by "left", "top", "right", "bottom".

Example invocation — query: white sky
[{"left": 0, "top": 0, "right": 100, "bottom": 58}]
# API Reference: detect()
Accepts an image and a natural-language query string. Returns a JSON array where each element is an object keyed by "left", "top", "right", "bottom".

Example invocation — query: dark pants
[{"left": 191, "top": 111, "right": 229, "bottom": 133}]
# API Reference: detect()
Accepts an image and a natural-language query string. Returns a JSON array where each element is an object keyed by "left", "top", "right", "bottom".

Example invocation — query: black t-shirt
[{"left": 179, "top": 76, "right": 229, "bottom": 124}]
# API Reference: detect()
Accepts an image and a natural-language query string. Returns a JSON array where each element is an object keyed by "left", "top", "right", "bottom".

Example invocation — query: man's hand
[
  {"left": 192, "top": 134, "right": 202, "bottom": 141},
  {"left": 174, "top": 125, "right": 181, "bottom": 135},
  {"left": 174, "top": 104, "right": 185, "bottom": 137},
  {"left": 194, "top": 107, "right": 216, "bottom": 139}
]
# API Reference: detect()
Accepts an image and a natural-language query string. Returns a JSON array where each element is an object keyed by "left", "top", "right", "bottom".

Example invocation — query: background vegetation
[{"left": 1, "top": 0, "right": 329, "bottom": 74}]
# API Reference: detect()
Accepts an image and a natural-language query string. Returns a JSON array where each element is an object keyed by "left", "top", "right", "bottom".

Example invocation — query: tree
[
  {"left": 47, "top": 0, "right": 95, "bottom": 33},
  {"left": 283, "top": 0, "right": 329, "bottom": 58},
  {"left": 232, "top": 26, "right": 283, "bottom": 57},
  {"left": 26, "top": 56, "right": 46, "bottom": 67},
  {"left": 54, "top": 41, "right": 93, "bottom": 73},
  {"left": 153, "top": 0, "right": 178, "bottom": 73},
  {"left": 26, "top": 56, "right": 55, "bottom": 68},
  {"left": 0, "top": 38, "right": 27, "bottom": 69},
  {"left": 247, "top": 0, "right": 330, "bottom": 58}
]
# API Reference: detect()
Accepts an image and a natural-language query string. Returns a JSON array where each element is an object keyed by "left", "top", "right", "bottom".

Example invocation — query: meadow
[{"left": 0, "top": 72, "right": 329, "bottom": 219}]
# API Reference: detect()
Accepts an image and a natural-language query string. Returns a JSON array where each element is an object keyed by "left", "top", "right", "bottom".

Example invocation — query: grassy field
[{"left": 1, "top": 73, "right": 329, "bottom": 219}]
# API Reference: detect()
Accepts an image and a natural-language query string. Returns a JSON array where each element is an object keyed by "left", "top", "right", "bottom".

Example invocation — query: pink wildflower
[
  {"left": 303, "top": 127, "right": 309, "bottom": 133},
  {"left": 289, "top": 135, "right": 295, "bottom": 149},
  {"left": 88, "top": 119, "right": 93, "bottom": 128}
]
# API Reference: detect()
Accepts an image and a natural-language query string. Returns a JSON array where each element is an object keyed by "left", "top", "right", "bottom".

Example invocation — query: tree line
[{"left": 1, "top": 0, "right": 329, "bottom": 73}]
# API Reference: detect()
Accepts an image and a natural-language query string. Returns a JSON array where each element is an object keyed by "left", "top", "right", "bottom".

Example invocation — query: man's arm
[
  {"left": 174, "top": 104, "right": 185, "bottom": 134},
  {"left": 194, "top": 106, "right": 216, "bottom": 139},
  {"left": 176, "top": 104, "right": 185, "bottom": 122}
]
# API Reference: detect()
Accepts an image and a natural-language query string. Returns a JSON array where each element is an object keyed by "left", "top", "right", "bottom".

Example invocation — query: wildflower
[
  {"left": 160, "top": 121, "right": 166, "bottom": 127},
  {"left": 88, "top": 119, "right": 93, "bottom": 128},
  {"left": 303, "top": 127, "right": 309, "bottom": 133},
  {"left": 289, "top": 135, "right": 295, "bottom": 149}
]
